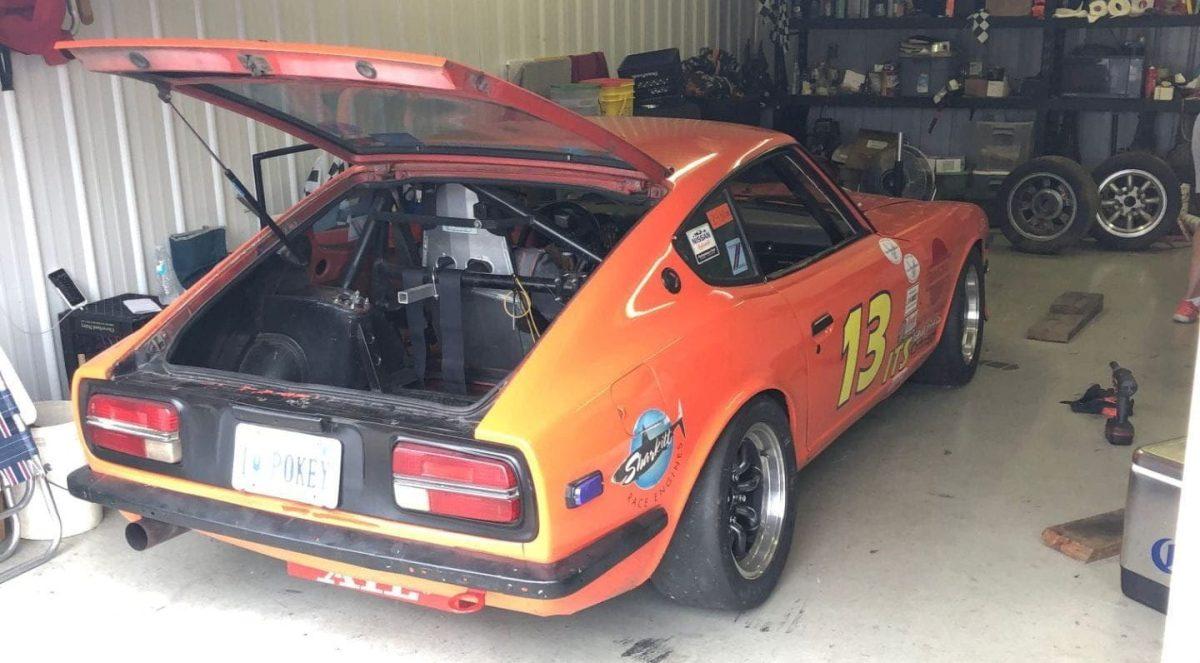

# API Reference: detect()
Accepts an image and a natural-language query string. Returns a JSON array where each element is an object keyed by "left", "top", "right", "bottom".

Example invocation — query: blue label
[
  {"left": 611, "top": 409, "right": 676, "bottom": 489},
  {"left": 1151, "top": 537, "right": 1174, "bottom": 574},
  {"left": 726, "top": 237, "right": 748, "bottom": 275}
]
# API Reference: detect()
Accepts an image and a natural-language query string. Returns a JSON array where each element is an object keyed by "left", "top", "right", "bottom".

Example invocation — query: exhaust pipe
[{"left": 125, "top": 518, "right": 189, "bottom": 551}]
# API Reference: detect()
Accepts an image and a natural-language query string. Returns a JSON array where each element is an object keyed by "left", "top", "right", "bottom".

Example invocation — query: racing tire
[
  {"left": 996, "top": 156, "right": 1099, "bottom": 254},
  {"left": 912, "top": 250, "right": 985, "bottom": 386},
  {"left": 651, "top": 397, "right": 796, "bottom": 611},
  {"left": 1090, "top": 152, "right": 1181, "bottom": 251}
]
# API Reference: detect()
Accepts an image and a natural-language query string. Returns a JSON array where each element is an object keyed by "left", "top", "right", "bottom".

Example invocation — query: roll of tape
[
  {"left": 1109, "top": 0, "right": 1132, "bottom": 17},
  {"left": 1088, "top": 0, "right": 1108, "bottom": 21},
  {"left": 1130, "top": 0, "right": 1151, "bottom": 14}
]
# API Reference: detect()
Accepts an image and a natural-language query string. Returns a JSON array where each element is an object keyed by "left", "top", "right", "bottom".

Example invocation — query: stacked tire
[
  {"left": 1089, "top": 152, "right": 1180, "bottom": 251},
  {"left": 996, "top": 156, "right": 1100, "bottom": 254},
  {"left": 995, "top": 153, "right": 1181, "bottom": 254}
]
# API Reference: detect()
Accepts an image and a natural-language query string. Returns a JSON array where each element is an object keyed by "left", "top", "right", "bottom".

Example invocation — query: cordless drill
[{"left": 1104, "top": 361, "right": 1137, "bottom": 446}]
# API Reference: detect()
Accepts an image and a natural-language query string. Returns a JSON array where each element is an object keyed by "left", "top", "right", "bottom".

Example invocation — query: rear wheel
[
  {"left": 651, "top": 397, "right": 796, "bottom": 610},
  {"left": 913, "top": 250, "right": 985, "bottom": 386}
]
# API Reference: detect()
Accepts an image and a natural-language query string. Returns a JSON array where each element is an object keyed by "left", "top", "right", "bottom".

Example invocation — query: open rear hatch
[
  {"left": 59, "top": 40, "right": 680, "bottom": 538},
  {"left": 59, "top": 38, "right": 663, "bottom": 406},
  {"left": 59, "top": 39, "right": 669, "bottom": 184}
]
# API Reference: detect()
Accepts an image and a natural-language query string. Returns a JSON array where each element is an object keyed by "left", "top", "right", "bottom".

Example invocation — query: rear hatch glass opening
[{"left": 193, "top": 79, "right": 634, "bottom": 169}]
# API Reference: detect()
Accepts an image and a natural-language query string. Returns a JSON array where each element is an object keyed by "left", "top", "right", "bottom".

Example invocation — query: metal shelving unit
[
  {"left": 802, "top": 13, "right": 1200, "bottom": 30},
  {"left": 787, "top": 7, "right": 1200, "bottom": 156}
]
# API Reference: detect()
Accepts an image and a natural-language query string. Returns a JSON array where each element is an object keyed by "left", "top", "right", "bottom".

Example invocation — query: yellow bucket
[{"left": 585, "top": 78, "right": 635, "bottom": 116}]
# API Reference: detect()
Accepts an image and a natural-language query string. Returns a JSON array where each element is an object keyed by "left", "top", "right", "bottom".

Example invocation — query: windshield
[{"left": 198, "top": 79, "right": 621, "bottom": 164}]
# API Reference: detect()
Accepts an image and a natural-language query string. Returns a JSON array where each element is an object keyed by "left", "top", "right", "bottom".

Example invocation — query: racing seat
[{"left": 0, "top": 346, "right": 62, "bottom": 584}]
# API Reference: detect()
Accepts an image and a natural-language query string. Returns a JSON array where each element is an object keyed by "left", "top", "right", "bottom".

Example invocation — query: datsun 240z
[{"left": 61, "top": 39, "right": 988, "bottom": 616}]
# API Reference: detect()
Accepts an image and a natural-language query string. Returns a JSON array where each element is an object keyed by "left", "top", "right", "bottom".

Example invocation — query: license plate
[{"left": 231, "top": 423, "right": 342, "bottom": 508}]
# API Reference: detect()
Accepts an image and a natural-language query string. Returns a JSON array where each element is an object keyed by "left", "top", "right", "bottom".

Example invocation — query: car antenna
[{"left": 157, "top": 88, "right": 308, "bottom": 267}]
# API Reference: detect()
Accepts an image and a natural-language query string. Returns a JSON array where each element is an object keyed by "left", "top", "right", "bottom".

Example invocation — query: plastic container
[
  {"left": 548, "top": 83, "right": 600, "bottom": 116},
  {"left": 584, "top": 78, "right": 635, "bottom": 116},
  {"left": 968, "top": 121, "right": 1035, "bottom": 173},
  {"left": 15, "top": 401, "right": 103, "bottom": 539},
  {"left": 155, "top": 244, "right": 178, "bottom": 302},
  {"left": 617, "top": 48, "right": 684, "bottom": 107}
]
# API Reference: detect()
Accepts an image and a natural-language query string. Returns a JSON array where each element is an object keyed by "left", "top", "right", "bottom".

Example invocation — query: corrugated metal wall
[
  {"left": 0, "top": 0, "right": 763, "bottom": 401},
  {"left": 805, "top": 25, "right": 1200, "bottom": 168}
]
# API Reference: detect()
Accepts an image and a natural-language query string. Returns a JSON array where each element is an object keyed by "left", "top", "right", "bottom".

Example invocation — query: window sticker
[
  {"left": 725, "top": 237, "right": 748, "bottom": 275},
  {"left": 705, "top": 202, "right": 735, "bottom": 229},
  {"left": 685, "top": 223, "right": 719, "bottom": 264}
]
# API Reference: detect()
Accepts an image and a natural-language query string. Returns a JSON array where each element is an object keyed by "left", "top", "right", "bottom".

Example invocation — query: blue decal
[
  {"left": 725, "top": 237, "right": 748, "bottom": 275},
  {"left": 1151, "top": 537, "right": 1174, "bottom": 574},
  {"left": 612, "top": 409, "right": 680, "bottom": 489}
]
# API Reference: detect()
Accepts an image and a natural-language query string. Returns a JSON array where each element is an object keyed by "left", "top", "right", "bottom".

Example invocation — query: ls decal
[{"left": 838, "top": 292, "right": 892, "bottom": 407}]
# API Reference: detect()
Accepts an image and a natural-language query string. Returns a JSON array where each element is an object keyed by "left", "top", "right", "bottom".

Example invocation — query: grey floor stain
[{"left": 620, "top": 637, "right": 673, "bottom": 663}]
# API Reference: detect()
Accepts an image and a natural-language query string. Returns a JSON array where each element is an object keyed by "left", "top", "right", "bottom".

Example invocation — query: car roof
[{"left": 592, "top": 117, "right": 795, "bottom": 183}]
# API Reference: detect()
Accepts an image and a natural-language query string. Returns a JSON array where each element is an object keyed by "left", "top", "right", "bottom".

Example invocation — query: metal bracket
[
  {"left": 238, "top": 53, "right": 272, "bottom": 77},
  {"left": 396, "top": 282, "right": 438, "bottom": 305}
]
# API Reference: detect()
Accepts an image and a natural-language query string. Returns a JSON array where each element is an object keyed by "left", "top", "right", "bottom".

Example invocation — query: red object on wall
[{"left": 0, "top": 0, "right": 72, "bottom": 65}]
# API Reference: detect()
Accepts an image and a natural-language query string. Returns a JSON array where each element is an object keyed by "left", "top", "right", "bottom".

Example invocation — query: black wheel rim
[{"left": 728, "top": 422, "right": 786, "bottom": 580}]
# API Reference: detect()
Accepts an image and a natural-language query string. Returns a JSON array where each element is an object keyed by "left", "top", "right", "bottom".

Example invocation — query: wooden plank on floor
[
  {"left": 1027, "top": 291, "right": 1104, "bottom": 343},
  {"left": 1041, "top": 509, "right": 1124, "bottom": 563}
]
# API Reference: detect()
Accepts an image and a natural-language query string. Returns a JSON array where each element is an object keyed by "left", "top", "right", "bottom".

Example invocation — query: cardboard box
[
  {"left": 965, "top": 77, "right": 1010, "bottom": 97},
  {"left": 985, "top": 0, "right": 1030, "bottom": 15}
]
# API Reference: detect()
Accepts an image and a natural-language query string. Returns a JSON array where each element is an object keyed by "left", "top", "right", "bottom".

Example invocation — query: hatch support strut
[{"left": 158, "top": 89, "right": 308, "bottom": 267}]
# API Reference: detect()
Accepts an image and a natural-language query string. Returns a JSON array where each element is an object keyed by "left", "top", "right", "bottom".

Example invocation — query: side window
[
  {"left": 729, "top": 153, "right": 860, "bottom": 277},
  {"left": 672, "top": 190, "right": 760, "bottom": 285}
]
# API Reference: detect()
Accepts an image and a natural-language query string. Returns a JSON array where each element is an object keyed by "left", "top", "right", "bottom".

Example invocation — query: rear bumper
[{"left": 67, "top": 467, "right": 667, "bottom": 600}]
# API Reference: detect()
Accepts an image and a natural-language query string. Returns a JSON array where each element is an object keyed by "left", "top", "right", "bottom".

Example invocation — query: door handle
[{"left": 811, "top": 313, "right": 834, "bottom": 336}]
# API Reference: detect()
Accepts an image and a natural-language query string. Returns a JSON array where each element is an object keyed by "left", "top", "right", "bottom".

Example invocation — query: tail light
[
  {"left": 392, "top": 442, "right": 520, "bottom": 524},
  {"left": 86, "top": 394, "right": 181, "bottom": 463}
]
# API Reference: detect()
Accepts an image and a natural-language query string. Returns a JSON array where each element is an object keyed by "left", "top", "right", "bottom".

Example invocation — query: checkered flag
[
  {"left": 968, "top": 10, "right": 991, "bottom": 43},
  {"left": 758, "top": 0, "right": 793, "bottom": 51}
]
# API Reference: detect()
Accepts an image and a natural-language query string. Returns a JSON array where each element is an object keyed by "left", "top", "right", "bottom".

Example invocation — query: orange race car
[{"left": 61, "top": 39, "right": 988, "bottom": 616}]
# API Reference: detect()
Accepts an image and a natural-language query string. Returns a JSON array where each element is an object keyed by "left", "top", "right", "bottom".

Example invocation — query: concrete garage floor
[{"left": 3, "top": 232, "right": 1192, "bottom": 661}]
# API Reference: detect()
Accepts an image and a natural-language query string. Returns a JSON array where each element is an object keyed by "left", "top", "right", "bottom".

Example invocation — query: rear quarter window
[{"left": 672, "top": 190, "right": 759, "bottom": 286}]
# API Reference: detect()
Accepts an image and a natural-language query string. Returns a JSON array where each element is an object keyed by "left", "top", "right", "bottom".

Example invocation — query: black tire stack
[
  {"left": 995, "top": 156, "right": 1100, "bottom": 254},
  {"left": 994, "top": 153, "right": 1182, "bottom": 254},
  {"left": 1089, "top": 152, "right": 1181, "bottom": 251}
]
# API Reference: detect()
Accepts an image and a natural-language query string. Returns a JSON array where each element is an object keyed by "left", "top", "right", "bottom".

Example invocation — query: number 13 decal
[{"left": 838, "top": 292, "right": 892, "bottom": 407}]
